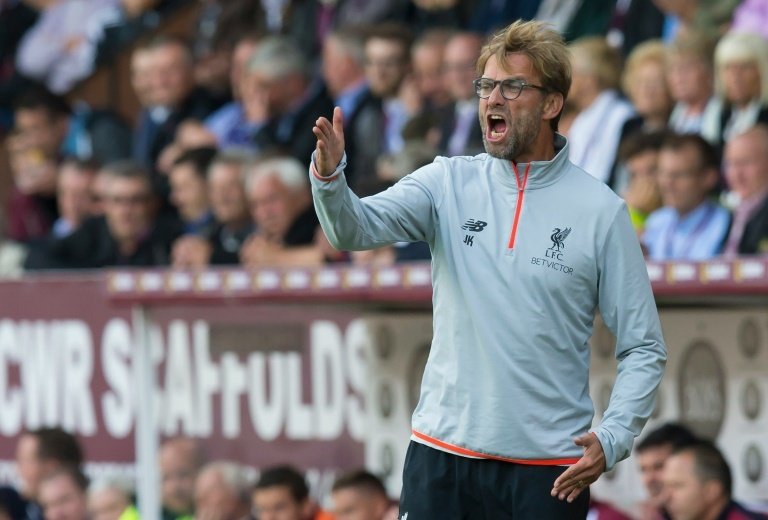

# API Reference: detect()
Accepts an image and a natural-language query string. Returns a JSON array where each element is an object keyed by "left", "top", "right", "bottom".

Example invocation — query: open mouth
[{"left": 486, "top": 114, "right": 508, "bottom": 142}]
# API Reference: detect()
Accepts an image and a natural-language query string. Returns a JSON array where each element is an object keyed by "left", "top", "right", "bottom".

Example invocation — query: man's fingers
[
  {"left": 566, "top": 485, "right": 585, "bottom": 503},
  {"left": 332, "top": 106, "right": 344, "bottom": 133}
]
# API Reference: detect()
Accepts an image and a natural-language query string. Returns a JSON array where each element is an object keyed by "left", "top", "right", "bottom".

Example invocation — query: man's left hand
[{"left": 551, "top": 432, "right": 606, "bottom": 502}]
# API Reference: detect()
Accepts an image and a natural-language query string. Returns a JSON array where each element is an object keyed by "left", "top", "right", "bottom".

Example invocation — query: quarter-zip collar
[{"left": 492, "top": 133, "right": 571, "bottom": 190}]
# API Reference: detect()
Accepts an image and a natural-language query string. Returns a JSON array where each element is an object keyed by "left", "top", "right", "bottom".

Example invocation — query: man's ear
[{"left": 542, "top": 92, "right": 564, "bottom": 123}]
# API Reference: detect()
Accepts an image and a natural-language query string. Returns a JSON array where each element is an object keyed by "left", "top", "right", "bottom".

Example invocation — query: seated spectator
[
  {"left": 331, "top": 469, "right": 391, "bottom": 520},
  {"left": 28, "top": 161, "right": 182, "bottom": 269},
  {"left": 249, "top": 36, "right": 334, "bottom": 163},
  {"left": 87, "top": 477, "right": 136, "bottom": 520},
  {"left": 194, "top": 462, "right": 251, "bottom": 520},
  {"left": 410, "top": 29, "right": 452, "bottom": 111},
  {"left": 711, "top": 31, "right": 768, "bottom": 148},
  {"left": 53, "top": 158, "right": 100, "bottom": 238},
  {"left": 15, "top": 427, "right": 84, "bottom": 520},
  {"left": 634, "top": 423, "right": 699, "bottom": 520},
  {"left": 240, "top": 157, "right": 333, "bottom": 267},
  {"left": 15, "top": 0, "right": 120, "bottom": 94},
  {"left": 12, "top": 86, "right": 131, "bottom": 164},
  {"left": 666, "top": 32, "right": 720, "bottom": 139},
  {"left": 38, "top": 466, "right": 89, "bottom": 520},
  {"left": 568, "top": 36, "right": 635, "bottom": 187},
  {"left": 168, "top": 147, "right": 216, "bottom": 235},
  {"left": 171, "top": 151, "right": 252, "bottom": 267},
  {"left": 722, "top": 125, "right": 768, "bottom": 255},
  {"left": 642, "top": 133, "right": 730, "bottom": 260},
  {"left": 663, "top": 440, "right": 768, "bottom": 520},
  {"left": 438, "top": 31, "right": 484, "bottom": 158},
  {"left": 320, "top": 27, "right": 380, "bottom": 193},
  {"left": 620, "top": 40, "right": 673, "bottom": 139},
  {"left": 130, "top": 36, "right": 219, "bottom": 173},
  {"left": 204, "top": 34, "right": 262, "bottom": 150},
  {"left": 617, "top": 131, "right": 667, "bottom": 233},
  {"left": 159, "top": 437, "right": 202, "bottom": 520},
  {"left": 252, "top": 465, "right": 328, "bottom": 520}
]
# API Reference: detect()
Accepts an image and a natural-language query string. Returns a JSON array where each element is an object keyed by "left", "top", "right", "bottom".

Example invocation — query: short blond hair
[
  {"left": 476, "top": 20, "right": 571, "bottom": 130},
  {"left": 569, "top": 36, "right": 622, "bottom": 91},
  {"left": 622, "top": 39, "right": 667, "bottom": 95},
  {"left": 714, "top": 31, "right": 768, "bottom": 104}
]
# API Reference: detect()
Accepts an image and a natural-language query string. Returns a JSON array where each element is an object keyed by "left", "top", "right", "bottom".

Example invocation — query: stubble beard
[{"left": 482, "top": 106, "right": 543, "bottom": 162}]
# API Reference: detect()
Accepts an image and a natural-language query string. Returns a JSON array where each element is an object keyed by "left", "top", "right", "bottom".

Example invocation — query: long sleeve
[
  {"left": 309, "top": 152, "right": 442, "bottom": 250},
  {"left": 592, "top": 203, "right": 667, "bottom": 470}
]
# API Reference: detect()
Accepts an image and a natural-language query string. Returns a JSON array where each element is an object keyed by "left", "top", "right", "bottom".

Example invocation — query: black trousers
[{"left": 399, "top": 441, "right": 590, "bottom": 520}]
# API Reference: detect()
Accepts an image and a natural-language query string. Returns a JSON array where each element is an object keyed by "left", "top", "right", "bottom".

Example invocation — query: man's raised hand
[{"left": 312, "top": 107, "right": 345, "bottom": 177}]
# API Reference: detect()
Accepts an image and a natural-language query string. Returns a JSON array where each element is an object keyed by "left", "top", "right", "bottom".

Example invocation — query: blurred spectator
[
  {"left": 155, "top": 119, "right": 217, "bottom": 176},
  {"left": 15, "top": 427, "right": 84, "bottom": 520},
  {"left": 320, "top": 26, "right": 379, "bottom": 193},
  {"left": 634, "top": 422, "right": 699, "bottom": 520},
  {"left": 52, "top": 158, "right": 100, "bottom": 238},
  {"left": 27, "top": 161, "right": 182, "bottom": 269},
  {"left": 130, "top": 36, "right": 219, "bottom": 172},
  {"left": 248, "top": 36, "right": 334, "bottom": 163},
  {"left": 666, "top": 31, "right": 720, "bottom": 138},
  {"left": 87, "top": 477, "right": 137, "bottom": 520},
  {"left": 642, "top": 133, "right": 730, "bottom": 260},
  {"left": 617, "top": 131, "right": 666, "bottom": 233},
  {"left": 331, "top": 469, "right": 390, "bottom": 520},
  {"left": 194, "top": 461, "right": 251, "bottom": 520},
  {"left": 722, "top": 125, "right": 768, "bottom": 255},
  {"left": 38, "top": 466, "right": 89, "bottom": 520},
  {"left": 252, "top": 465, "right": 327, "bottom": 520},
  {"left": 663, "top": 440, "right": 768, "bottom": 520},
  {"left": 171, "top": 151, "right": 252, "bottom": 267},
  {"left": 711, "top": 32, "right": 768, "bottom": 147},
  {"left": 240, "top": 157, "right": 330, "bottom": 267},
  {"left": 159, "top": 437, "right": 202, "bottom": 520},
  {"left": 730, "top": 0, "right": 768, "bottom": 40},
  {"left": 621, "top": 40, "right": 674, "bottom": 137},
  {"left": 15, "top": 0, "right": 120, "bottom": 94},
  {"left": 363, "top": 23, "right": 415, "bottom": 156},
  {"left": 168, "top": 147, "right": 216, "bottom": 235},
  {"left": 12, "top": 85, "right": 131, "bottom": 165},
  {"left": 438, "top": 31, "right": 484, "bottom": 157},
  {"left": 568, "top": 37, "right": 635, "bottom": 187},
  {"left": 204, "top": 34, "right": 262, "bottom": 149},
  {"left": 410, "top": 29, "right": 452, "bottom": 111}
]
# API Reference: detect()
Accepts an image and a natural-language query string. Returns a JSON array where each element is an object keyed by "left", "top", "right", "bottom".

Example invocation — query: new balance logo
[{"left": 461, "top": 219, "right": 487, "bottom": 232}]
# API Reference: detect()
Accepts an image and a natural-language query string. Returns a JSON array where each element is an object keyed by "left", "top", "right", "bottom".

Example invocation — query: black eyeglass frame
[{"left": 473, "top": 78, "right": 549, "bottom": 100}]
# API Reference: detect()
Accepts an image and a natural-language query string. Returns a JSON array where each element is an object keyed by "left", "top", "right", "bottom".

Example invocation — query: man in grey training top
[{"left": 311, "top": 19, "right": 666, "bottom": 519}]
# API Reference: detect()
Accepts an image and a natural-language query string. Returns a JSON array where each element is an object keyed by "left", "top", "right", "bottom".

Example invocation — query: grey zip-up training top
[{"left": 309, "top": 134, "right": 666, "bottom": 470}]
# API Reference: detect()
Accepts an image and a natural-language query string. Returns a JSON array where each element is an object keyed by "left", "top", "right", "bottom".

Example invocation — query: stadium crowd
[
  {"left": 2, "top": 0, "right": 768, "bottom": 275},
  {"left": 2, "top": 0, "right": 768, "bottom": 518}
]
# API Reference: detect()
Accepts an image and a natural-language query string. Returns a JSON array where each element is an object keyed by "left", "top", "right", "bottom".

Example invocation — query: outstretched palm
[{"left": 312, "top": 107, "right": 346, "bottom": 177}]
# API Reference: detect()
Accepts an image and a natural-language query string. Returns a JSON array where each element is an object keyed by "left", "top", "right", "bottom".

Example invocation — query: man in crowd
[
  {"left": 87, "top": 477, "right": 137, "bottom": 520},
  {"left": 160, "top": 437, "right": 202, "bottom": 520},
  {"left": 410, "top": 29, "right": 452, "bottom": 111},
  {"left": 28, "top": 161, "right": 181, "bottom": 269},
  {"left": 240, "top": 157, "right": 328, "bottom": 267},
  {"left": 663, "top": 440, "right": 768, "bottom": 520},
  {"left": 249, "top": 36, "right": 334, "bottom": 162},
  {"left": 131, "top": 36, "right": 218, "bottom": 171},
  {"left": 168, "top": 147, "right": 216, "bottom": 236},
  {"left": 722, "top": 125, "right": 768, "bottom": 255},
  {"left": 438, "top": 31, "right": 485, "bottom": 157},
  {"left": 642, "top": 133, "right": 730, "bottom": 260},
  {"left": 312, "top": 19, "right": 665, "bottom": 519},
  {"left": 252, "top": 466, "right": 329, "bottom": 520},
  {"left": 634, "top": 423, "right": 698, "bottom": 520},
  {"left": 37, "top": 466, "right": 89, "bottom": 520},
  {"left": 15, "top": 427, "right": 84, "bottom": 520},
  {"left": 331, "top": 470, "right": 391, "bottom": 520},
  {"left": 171, "top": 150, "right": 252, "bottom": 267},
  {"left": 194, "top": 462, "right": 251, "bottom": 520}
]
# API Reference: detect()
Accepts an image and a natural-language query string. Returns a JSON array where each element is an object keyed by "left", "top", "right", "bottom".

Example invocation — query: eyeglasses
[{"left": 473, "top": 78, "right": 548, "bottom": 100}]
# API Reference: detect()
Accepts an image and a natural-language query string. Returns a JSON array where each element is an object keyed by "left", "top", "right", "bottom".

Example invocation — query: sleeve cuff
[{"left": 310, "top": 151, "right": 347, "bottom": 183}]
